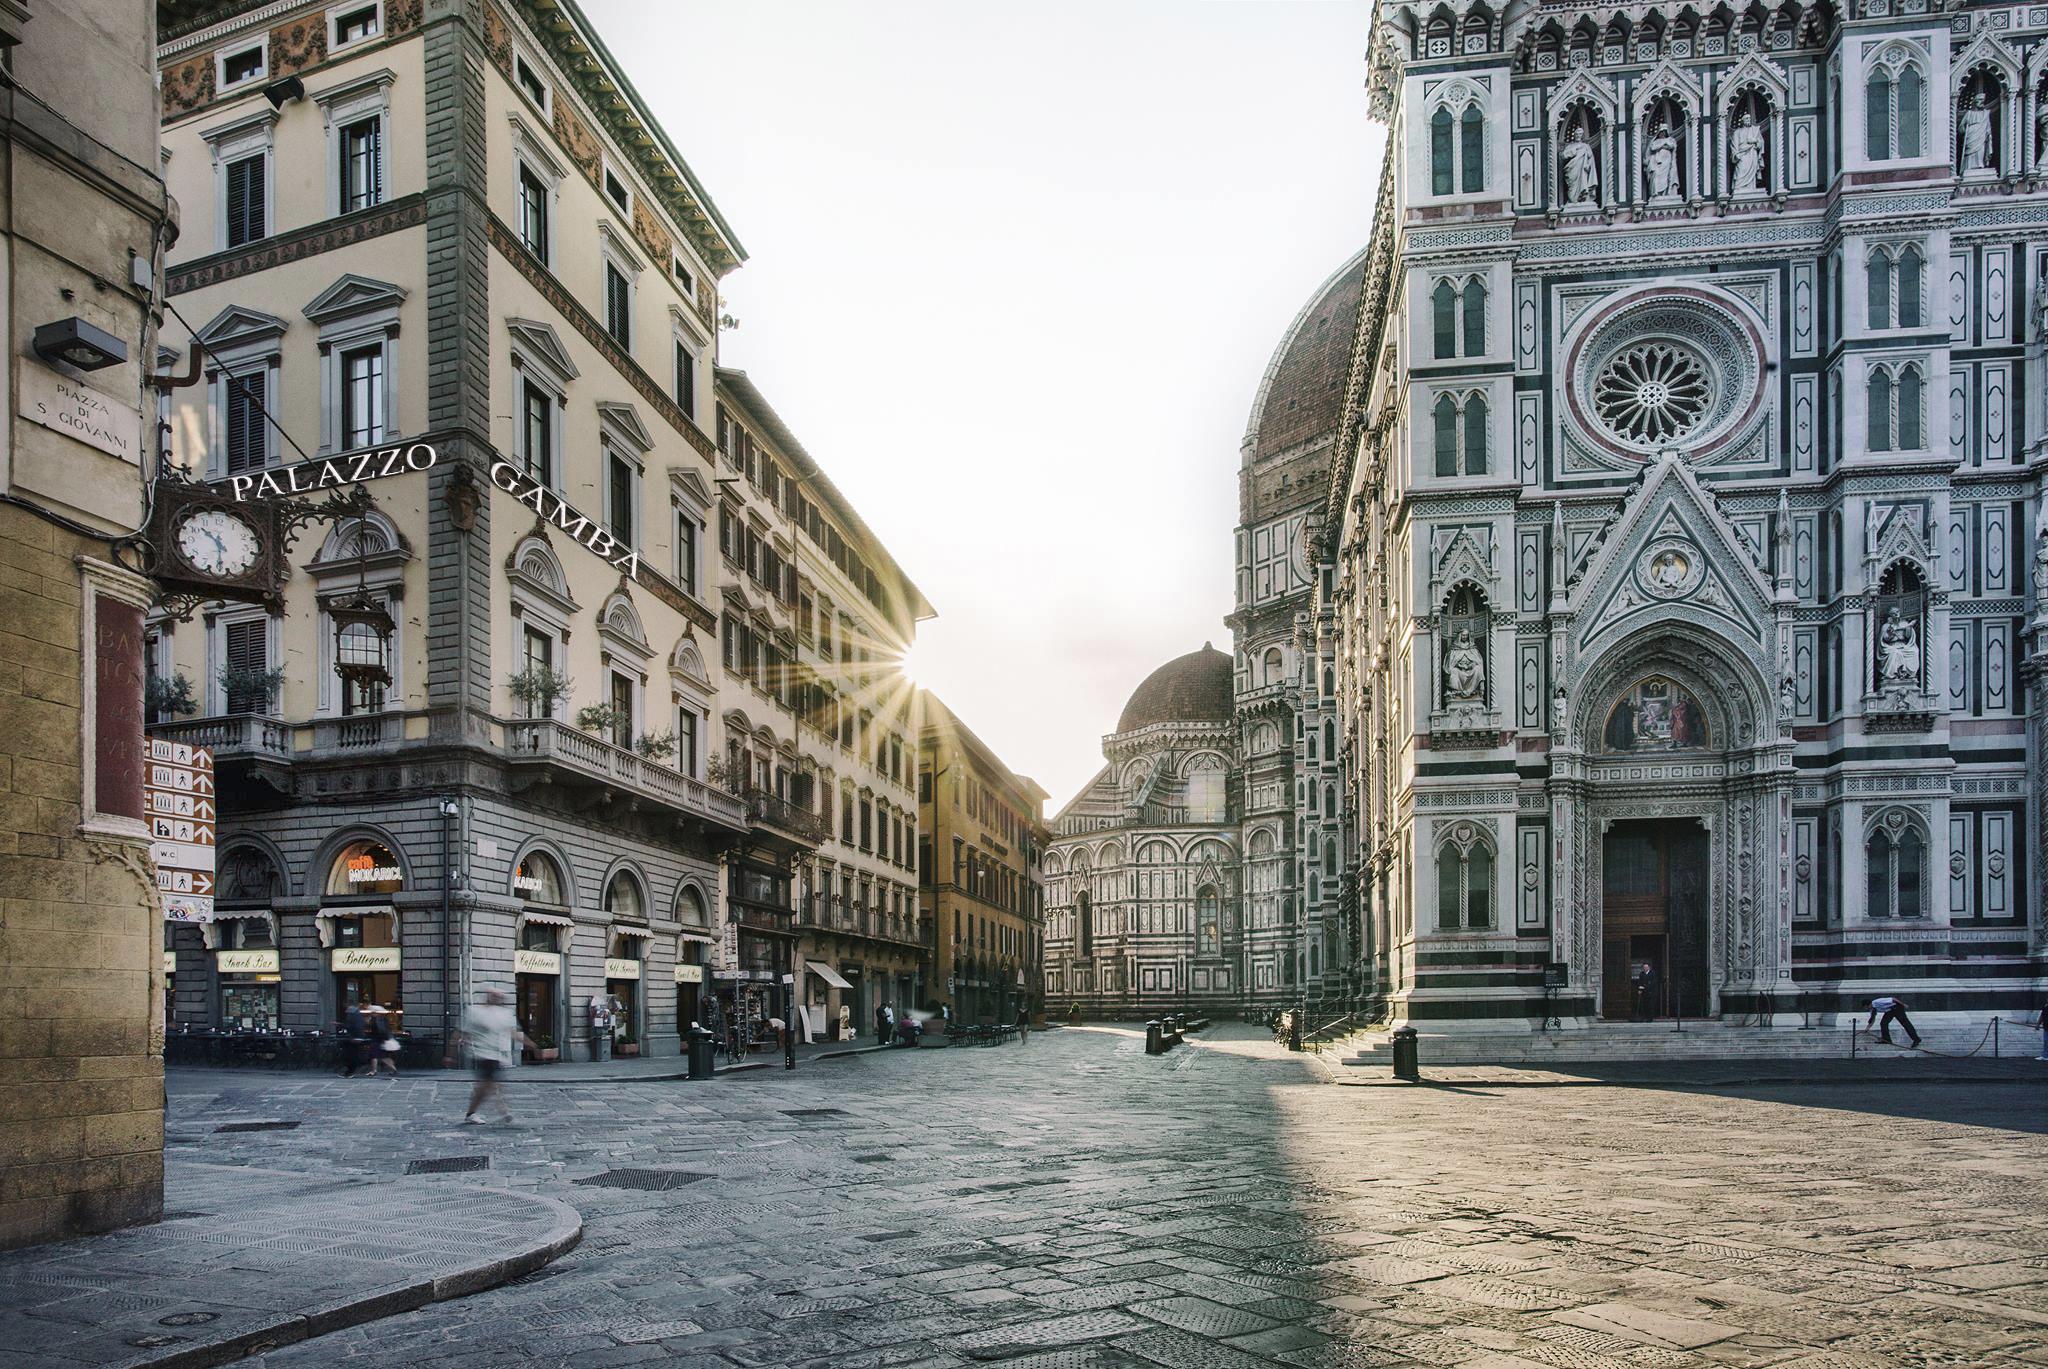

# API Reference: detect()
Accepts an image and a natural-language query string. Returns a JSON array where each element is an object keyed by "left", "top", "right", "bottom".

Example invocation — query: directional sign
[{"left": 146, "top": 737, "right": 215, "bottom": 923}]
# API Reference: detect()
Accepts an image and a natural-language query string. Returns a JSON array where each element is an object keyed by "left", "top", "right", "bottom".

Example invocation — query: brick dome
[
  {"left": 1116, "top": 644, "right": 1234, "bottom": 734},
  {"left": 1241, "top": 246, "right": 1370, "bottom": 465}
]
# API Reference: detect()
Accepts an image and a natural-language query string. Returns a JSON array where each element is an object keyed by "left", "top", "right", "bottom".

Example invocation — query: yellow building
[
  {"left": 917, "top": 692, "right": 1048, "bottom": 1026},
  {"left": 0, "top": 0, "right": 172, "bottom": 1246}
]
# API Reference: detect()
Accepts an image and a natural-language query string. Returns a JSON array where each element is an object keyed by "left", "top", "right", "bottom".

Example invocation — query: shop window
[
  {"left": 513, "top": 850, "right": 567, "bottom": 906},
  {"left": 326, "top": 838, "right": 403, "bottom": 896},
  {"left": 605, "top": 870, "right": 645, "bottom": 922}
]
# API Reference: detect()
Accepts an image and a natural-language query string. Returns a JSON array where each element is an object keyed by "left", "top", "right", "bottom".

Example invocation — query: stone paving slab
[
  {"left": 1325, "top": 1056, "right": 2048, "bottom": 1087},
  {"left": 0, "top": 1159, "right": 580, "bottom": 1368}
]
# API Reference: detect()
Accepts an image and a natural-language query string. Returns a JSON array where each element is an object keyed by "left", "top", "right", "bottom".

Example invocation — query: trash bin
[
  {"left": 1145, "top": 1020, "right": 1162, "bottom": 1055},
  {"left": 685, "top": 1027, "right": 714, "bottom": 1081},
  {"left": 1391, "top": 1025, "right": 1419, "bottom": 1081}
]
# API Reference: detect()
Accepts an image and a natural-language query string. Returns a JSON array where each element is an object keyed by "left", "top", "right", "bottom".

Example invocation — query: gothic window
[
  {"left": 1865, "top": 362, "right": 1925, "bottom": 452},
  {"left": 1429, "top": 94, "right": 1487, "bottom": 195},
  {"left": 1433, "top": 393, "right": 1488, "bottom": 476},
  {"left": 1435, "top": 827, "right": 1494, "bottom": 930},
  {"left": 1864, "top": 811, "right": 1925, "bottom": 918},
  {"left": 1195, "top": 885, "right": 1219, "bottom": 954},
  {"left": 1864, "top": 49, "right": 1925, "bottom": 161},
  {"left": 1433, "top": 280, "right": 1457, "bottom": 357},
  {"left": 1431, "top": 277, "right": 1487, "bottom": 358},
  {"left": 1076, "top": 890, "right": 1093, "bottom": 958},
  {"left": 1865, "top": 244, "right": 1925, "bottom": 329}
]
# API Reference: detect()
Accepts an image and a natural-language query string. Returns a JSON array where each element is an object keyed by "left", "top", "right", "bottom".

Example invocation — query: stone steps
[{"left": 1340, "top": 1019, "right": 2031, "bottom": 1066}]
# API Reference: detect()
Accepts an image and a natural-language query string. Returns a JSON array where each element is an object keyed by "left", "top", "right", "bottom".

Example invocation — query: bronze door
[{"left": 1601, "top": 820, "right": 1709, "bottom": 1018}]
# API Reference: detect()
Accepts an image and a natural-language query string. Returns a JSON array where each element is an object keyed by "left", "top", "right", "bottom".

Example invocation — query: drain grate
[
  {"left": 860, "top": 1229, "right": 919, "bottom": 1243},
  {"left": 213, "top": 1121, "right": 299, "bottom": 1133},
  {"left": 780, "top": 1108, "right": 847, "bottom": 1119},
  {"left": 574, "top": 1168, "right": 711, "bottom": 1192},
  {"left": 406, "top": 1155, "right": 490, "bottom": 1175}
]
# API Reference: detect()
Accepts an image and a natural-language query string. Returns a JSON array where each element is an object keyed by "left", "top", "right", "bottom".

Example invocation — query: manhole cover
[
  {"left": 158, "top": 1311, "right": 219, "bottom": 1327},
  {"left": 780, "top": 1108, "right": 846, "bottom": 1119},
  {"left": 574, "top": 1168, "right": 711, "bottom": 1192},
  {"left": 213, "top": 1121, "right": 299, "bottom": 1133},
  {"left": 406, "top": 1156, "right": 490, "bottom": 1174}
]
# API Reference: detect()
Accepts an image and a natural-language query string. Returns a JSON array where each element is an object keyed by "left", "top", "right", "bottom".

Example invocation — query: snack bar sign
[{"left": 146, "top": 738, "right": 216, "bottom": 923}]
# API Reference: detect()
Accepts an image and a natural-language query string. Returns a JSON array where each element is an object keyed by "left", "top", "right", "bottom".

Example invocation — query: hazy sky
[{"left": 596, "top": 0, "right": 1382, "bottom": 811}]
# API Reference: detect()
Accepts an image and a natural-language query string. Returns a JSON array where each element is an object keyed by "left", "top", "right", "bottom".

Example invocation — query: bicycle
[{"left": 718, "top": 1021, "right": 749, "bottom": 1065}]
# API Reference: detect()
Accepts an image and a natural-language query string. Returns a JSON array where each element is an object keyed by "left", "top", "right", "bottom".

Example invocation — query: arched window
[
  {"left": 1431, "top": 106, "right": 1455, "bottom": 194},
  {"left": 1464, "top": 395, "right": 1489, "bottom": 474},
  {"left": 1897, "top": 365, "right": 1923, "bottom": 448},
  {"left": 1460, "top": 104, "right": 1485, "bottom": 192},
  {"left": 1075, "top": 890, "right": 1094, "bottom": 958},
  {"left": 1262, "top": 646, "right": 1285, "bottom": 686},
  {"left": 1433, "top": 280, "right": 1457, "bottom": 358},
  {"left": 604, "top": 870, "right": 645, "bottom": 922},
  {"left": 1867, "top": 367, "right": 1895, "bottom": 452},
  {"left": 1866, "top": 249, "right": 1892, "bottom": 327},
  {"left": 327, "top": 838, "right": 403, "bottom": 896},
  {"left": 1434, "top": 828, "right": 1494, "bottom": 930},
  {"left": 1323, "top": 839, "right": 1338, "bottom": 876},
  {"left": 675, "top": 884, "right": 708, "bottom": 927},
  {"left": 1434, "top": 395, "right": 1459, "bottom": 475},
  {"left": 1896, "top": 246, "right": 1923, "bottom": 327},
  {"left": 1865, "top": 814, "right": 1925, "bottom": 918},
  {"left": 1866, "top": 52, "right": 1925, "bottom": 161},
  {"left": 1462, "top": 278, "right": 1486, "bottom": 355},
  {"left": 1195, "top": 885, "right": 1219, "bottom": 954},
  {"left": 1867, "top": 363, "right": 1925, "bottom": 452},
  {"left": 1867, "top": 244, "right": 1926, "bottom": 330},
  {"left": 513, "top": 851, "right": 567, "bottom": 906},
  {"left": 1322, "top": 720, "right": 1336, "bottom": 756}
]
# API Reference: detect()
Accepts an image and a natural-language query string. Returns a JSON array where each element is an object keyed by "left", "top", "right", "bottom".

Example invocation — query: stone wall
[{"left": 0, "top": 509, "right": 165, "bottom": 1249}]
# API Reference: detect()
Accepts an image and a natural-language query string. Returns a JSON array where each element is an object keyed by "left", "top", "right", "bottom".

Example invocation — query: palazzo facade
[{"left": 1325, "top": 0, "right": 2048, "bottom": 1023}]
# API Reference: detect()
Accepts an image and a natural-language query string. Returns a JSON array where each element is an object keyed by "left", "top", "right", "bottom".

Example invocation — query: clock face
[{"left": 175, "top": 508, "right": 260, "bottom": 578}]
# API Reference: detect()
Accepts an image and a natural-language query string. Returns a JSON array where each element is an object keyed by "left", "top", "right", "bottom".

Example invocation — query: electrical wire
[{"left": 161, "top": 296, "right": 318, "bottom": 469}]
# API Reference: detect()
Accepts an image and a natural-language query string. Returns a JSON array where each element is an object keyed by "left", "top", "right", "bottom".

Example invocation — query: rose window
[{"left": 1593, "top": 342, "right": 1710, "bottom": 445}]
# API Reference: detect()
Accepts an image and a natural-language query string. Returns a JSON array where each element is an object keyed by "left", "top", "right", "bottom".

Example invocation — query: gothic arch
[
  {"left": 509, "top": 838, "right": 580, "bottom": 908},
  {"left": 1570, "top": 622, "right": 1774, "bottom": 754}
]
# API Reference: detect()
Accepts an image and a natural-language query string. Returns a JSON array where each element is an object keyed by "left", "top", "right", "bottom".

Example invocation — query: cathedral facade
[{"left": 1328, "top": 0, "right": 2048, "bottom": 1024}]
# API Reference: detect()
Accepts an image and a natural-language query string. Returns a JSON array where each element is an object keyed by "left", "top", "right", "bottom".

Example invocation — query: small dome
[{"left": 1117, "top": 644, "right": 1234, "bottom": 734}]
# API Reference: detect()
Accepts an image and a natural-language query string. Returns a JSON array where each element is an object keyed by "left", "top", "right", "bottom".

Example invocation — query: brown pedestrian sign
[{"left": 147, "top": 737, "right": 216, "bottom": 923}]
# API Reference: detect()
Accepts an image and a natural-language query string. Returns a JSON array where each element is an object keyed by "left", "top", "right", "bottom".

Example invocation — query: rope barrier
[{"left": 1855, "top": 1017, "right": 2004, "bottom": 1059}]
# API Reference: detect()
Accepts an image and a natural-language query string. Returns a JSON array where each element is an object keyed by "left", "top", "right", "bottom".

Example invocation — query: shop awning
[
  {"left": 520, "top": 910, "right": 575, "bottom": 928},
  {"left": 612, "top": 924, "right": 653, "bottom": 939},
  {"left": 676, "top": 931, "right": 716, "bottom": 944},
  {"left": 806, "top": 961, "right": 853, "bottom": 990}
]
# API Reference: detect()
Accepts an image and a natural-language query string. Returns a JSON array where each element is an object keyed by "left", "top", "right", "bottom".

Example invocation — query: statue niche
[
  {"left": 1642, "top": 97, "right": 1685, "bottom": 202},
  {"left": 1561, "top": 108, "right": 1603, "bottom": 207},
  {"left": 1957, "top": 71, "right": 2002, "bottom": 177},
  {"left": 1728, "top": 91, "right": 1770, "bottom": 196},
  {"left": 1871, "top": 560, "right": 1927, "bottom": 695},
  {"left": 1438, "top": 585, "right": 1491, "bottom": 714}
]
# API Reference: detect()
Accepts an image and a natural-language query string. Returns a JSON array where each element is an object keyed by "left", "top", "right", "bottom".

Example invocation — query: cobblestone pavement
[{"left": 156, "top": 1023, "right": 2047, "bottom": 1368}]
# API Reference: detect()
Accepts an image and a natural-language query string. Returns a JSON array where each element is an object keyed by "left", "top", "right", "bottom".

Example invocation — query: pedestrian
[
  {"left": 1866, "top": 995, "right": 1922, "bottom": 1047},
  {"left": 367, "top": 1006, "right": 399, "bottom": 1076},
  {"left": 875, "top": 1002, "right": 891, "bottom": 1044},
  {"left": 461, "top": 987, "right": 527, "bottom": 1124},
  {"left": 1016, "top": 1004, "right": 1030, "bottom": 1043},
  {"left": 340, "top": 1003, "right": 366, "bottom": 1077},
  {"left": 2037, "top": 998, "right": 2048, "bottom": 1062}
]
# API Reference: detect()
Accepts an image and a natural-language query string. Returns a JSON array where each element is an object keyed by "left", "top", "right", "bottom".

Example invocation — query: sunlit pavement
[{"left": 164, "top": 1023, "right": 2048, "bottom": 1367}]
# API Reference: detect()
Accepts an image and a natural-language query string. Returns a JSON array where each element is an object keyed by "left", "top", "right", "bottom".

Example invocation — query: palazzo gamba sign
[{"left": 489, "top": 460, "right": 641, "bottom": 578}]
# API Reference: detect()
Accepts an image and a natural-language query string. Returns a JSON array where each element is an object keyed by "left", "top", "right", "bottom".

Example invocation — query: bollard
[
  {"left": 684, "top": 1026, "right": 715, "bottom": 1080},
  {"left": 1287, "top": 1011, "right": 1303, "bottom": 1053},
  {"left": 1145, "top": 1020, "right": 1162, "bottom": 1056},
  {"left": 1391, "top": 1025, "right": 1419, "bottom": 1081}
]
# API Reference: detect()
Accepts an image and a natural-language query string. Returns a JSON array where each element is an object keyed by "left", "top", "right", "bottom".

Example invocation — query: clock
[{"left": 174, "top": 508, "right": 260, "bottom": 577}]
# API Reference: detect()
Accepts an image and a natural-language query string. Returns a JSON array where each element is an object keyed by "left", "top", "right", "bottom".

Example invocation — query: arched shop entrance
[
  {"left": 673, "top": 884, "right": 712, "bottom": 1040},
  {"left": 603, "top": 871, "right": 648, "bottom": 1057},
  {"left": 513, "top": 850, "right": 571, "bottom": 1062},
  {"left": 322, "top": 838, "right": 404, "bottom": 1031}
]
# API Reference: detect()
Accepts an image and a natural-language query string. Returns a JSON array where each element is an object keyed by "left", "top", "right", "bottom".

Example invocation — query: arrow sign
[{"left": 144, "top": 736, "right": 214, "bottom": 923}]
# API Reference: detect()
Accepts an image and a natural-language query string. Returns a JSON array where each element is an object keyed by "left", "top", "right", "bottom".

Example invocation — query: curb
[
  {"left": 134, "top": 1189, "right": 582, "bottom": 1369},
  {"left": 1333, "top": 1071, "right": 2048, "bottom": 1089}
]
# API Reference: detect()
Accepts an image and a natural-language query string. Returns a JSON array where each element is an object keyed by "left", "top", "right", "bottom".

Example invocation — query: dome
[
  {"left": 1116, "top": 644, "right": 1234, "bottom": 734},
  {"left": 1240, "top": 245, "right": 1370, "bottom": 467}
]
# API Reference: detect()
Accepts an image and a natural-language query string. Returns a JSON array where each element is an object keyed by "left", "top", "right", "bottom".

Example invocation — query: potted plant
[
  {"left": 634, "top": 730, "right": 676, "bottom": 761},
  {"left": 529, "top": 1027, "right": 558, "bottom": 1064},
  {"left": 574, "top": 701, "right": 622, "bottom": 737},
  {"left": 146, "top": 672, "right": 198, "bottom": 721},
  {"left": 615, "top": 1021, "right": 639, "bottom": 1057},
  {"left": 217, "top": 664, "right": 284, "bottom": 714},
  {"left": 507, "top": 666, "right": 572, "bottom": 718}
]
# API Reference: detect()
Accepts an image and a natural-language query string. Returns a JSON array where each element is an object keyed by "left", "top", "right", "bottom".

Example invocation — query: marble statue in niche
[
  {"left": 1563, "top": 122, "right": 1600, "bottom": 205},
  {"left": 1960, "top": 91, "right": 1995, "bottom": 174},
  {"left": 1645, "top": 118, "right": 1681, "bottom": 200},
  {"left": 1604, "top": 676, "right": 1708, "bottom": 751},
  {"left": 1877, "top": 608, "right": 1921, "bottom": 685},
  {"left": 1729, "top": 108, "right": 1766, "bottom": 194},
  {"left": 1443, "top": 628, "right": 1486, "bottom": 703}
]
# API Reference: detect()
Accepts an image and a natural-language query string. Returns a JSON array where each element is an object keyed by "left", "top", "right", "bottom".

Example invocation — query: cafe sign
[
  {"left": 331, "top": 947, "right": 401, "bottom": 972},
  {"left": 216, "top": 949, "right": 279, "bottom": 974},
  {"left": 346, "top": 854, "right": 402, "bottom": 886},
  {"left": 673, "top": 963, "right": 704, "bottom": 984},
  {"left": 602, "top": 957, "right": 642, "bottom": 980},
  {"left": 514, "top": 949, "right": 561, "bottom": 976}
]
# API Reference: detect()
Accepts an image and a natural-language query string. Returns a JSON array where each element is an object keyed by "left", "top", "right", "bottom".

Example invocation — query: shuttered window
[
  {"left": 224, "top": 372, "right": 267, "bottom": 473},
  {"left": 518, "top": 162, "right": 549, "bottom": 263},
  {"left": 225, "top": 153, "right": 266, "bottom": 247},
  {"left": 604, "top": 262, "right": 631, "bottom": 347},
  {"left": 339, "top": 116, "right": 382, "bottom": 212},
  {"left": 606, "top": 448, "right": 635, "bottom": 546},
  {"left": 673, "top": 340, "right": 695, "bottom": 418},
  {"left": 520, "top": 380, "right": 552, "bottom": 485},
  {"left": 223, "top": 619, "right": 269, "bottom": 714},
  {"left": 340, "top": 345, "right": 384, "bottom": 447}
]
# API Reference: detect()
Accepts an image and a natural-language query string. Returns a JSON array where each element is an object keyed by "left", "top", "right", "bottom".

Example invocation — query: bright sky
[{"left": 596, "top": 0, "right": 1382, "bottom": 811}]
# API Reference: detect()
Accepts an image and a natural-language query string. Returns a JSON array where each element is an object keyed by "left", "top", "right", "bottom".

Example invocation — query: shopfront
[
  {"left": 513, "top": 851, "right": 571, "bottom": 1062},
  {"left": 602, "top": 872, "right": 648, "bottom": 1055},
  {"left": 673, "top": 886, "right": 713, "bottom": 1038},
  {"left": 323, "top": 838, "right": 404, "bottom": 1030},
  {"left": 214, "top": 922, "right": 281, "bottom": 1031},
  {"left": 804, "top": 959, "right": 852, "bottom": 1041}
]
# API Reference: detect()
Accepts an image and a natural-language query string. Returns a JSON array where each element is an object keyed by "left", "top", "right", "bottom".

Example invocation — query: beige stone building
[
  {"left": 0, "top": 0, "right": 173, "bottom": 1246},
  {"left": 918, "top": 691, "right": 1048, "bottom": 1026}
]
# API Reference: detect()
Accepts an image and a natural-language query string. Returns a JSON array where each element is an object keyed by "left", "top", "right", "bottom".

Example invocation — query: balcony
[
  {"left": 793, "top": 896, "right": 923, "bottom": 950},
  {"left": 743, "top": 787, "right": 828, "bottom": 849},
  {"left": 149, "top": 713, "right": 293, "bottom": 763},
  {"left": 505, "top": 718, "right": 748, "bottom": 832}
]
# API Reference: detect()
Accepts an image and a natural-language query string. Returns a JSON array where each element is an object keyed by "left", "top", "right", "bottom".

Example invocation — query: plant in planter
[
  {"left": 633, "top": 730, "right": 676, "bottom": 761},
  {"left": 217, "top": 664, "right": 285, "bottom": 714},
  {"left": 145, "top": 672, "right": 198, "bottom": 720},
  {"left": 507, "top": 666, "right": 573, "bottom": 718},
  {"left": 615, "top": 1022, "right": 640, "bottom": 1057},
  {"left": 529, "top": 1027, "right": 559, "bottom": 1063},
  {"left": 574, "top": 701, "right": 623, "bottom": 737}
]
